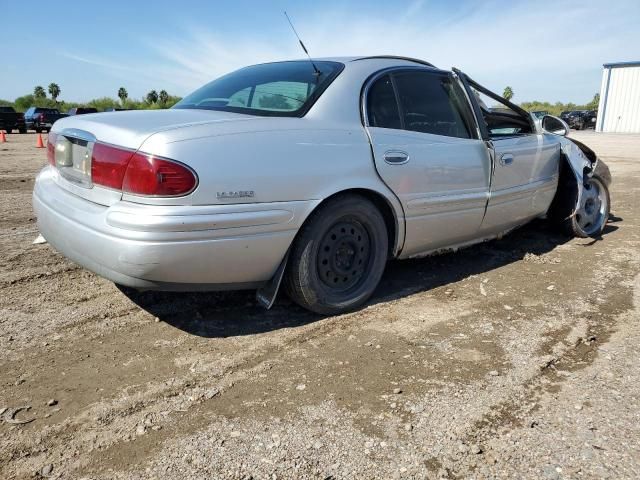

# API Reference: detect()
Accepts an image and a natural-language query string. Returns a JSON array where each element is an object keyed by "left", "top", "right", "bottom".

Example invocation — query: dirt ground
[{"left": 1, "top": 130, "right": 639, "bottom": 479}]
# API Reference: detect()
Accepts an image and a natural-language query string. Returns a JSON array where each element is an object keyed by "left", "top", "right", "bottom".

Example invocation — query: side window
[
  {"left": 366, "top": 75, "right": 401, "bottom": 129},
  {"left": 393, "top": 71, "right": 473, "bottom": 139}
]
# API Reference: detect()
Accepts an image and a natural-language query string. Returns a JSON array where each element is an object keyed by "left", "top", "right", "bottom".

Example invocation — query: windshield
[{"left": 173, "top": 61, "right": 343, "bottom": 117}]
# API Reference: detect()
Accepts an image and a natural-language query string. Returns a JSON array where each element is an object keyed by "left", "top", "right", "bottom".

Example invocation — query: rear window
[
  {"left": 37, "top": 108, "right": 60, "bottom": 114},
  {"left": 173, "top": 61, "right": 344, "bottom": 117}
]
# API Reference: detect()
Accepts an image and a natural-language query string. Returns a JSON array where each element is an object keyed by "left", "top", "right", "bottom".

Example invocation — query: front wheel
[
  {"left": 284, "top": 194, "right": 388, "bottom": 315},
  {"left": 558, "top": 175, "right": 610, "bottom": 238}
]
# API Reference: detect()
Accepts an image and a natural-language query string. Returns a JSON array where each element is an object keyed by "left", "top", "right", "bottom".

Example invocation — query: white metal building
[{"left": 596, "top": 61, "right": 640, "bottom": 133}]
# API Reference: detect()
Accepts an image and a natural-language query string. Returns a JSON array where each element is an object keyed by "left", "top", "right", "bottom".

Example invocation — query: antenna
[{"left": 284, "top": 11, "right": 321, "bottom": 76}]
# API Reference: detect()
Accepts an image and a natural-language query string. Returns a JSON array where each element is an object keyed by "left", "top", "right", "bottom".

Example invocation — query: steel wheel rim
[
  {"left": 317, "top": 219, "right": 371, "bottom": 292},
  {"left": 576, "top": 177, "right": 608, "bottom": 235}
]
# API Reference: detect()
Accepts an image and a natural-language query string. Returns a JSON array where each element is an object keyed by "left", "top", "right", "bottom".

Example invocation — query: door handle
[
  {"left": 500, "top": 153, "right": 514, "bottom": 166},
  {"left": 383, "top": 150, "right": 409, "bottom": 165}
]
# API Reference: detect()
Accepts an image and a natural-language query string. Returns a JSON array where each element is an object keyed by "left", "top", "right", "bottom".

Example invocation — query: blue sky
[{"left": 1, "top": 0, "right": 638, "bottom": 104}]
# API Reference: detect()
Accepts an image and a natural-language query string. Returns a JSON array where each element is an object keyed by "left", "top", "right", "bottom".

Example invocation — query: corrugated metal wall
[{"left": 597, "top": 65, "right": 640, "bottom": 133}]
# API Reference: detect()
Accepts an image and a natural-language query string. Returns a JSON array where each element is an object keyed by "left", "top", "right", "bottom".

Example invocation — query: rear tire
[
  {"left": 284, "top": 194, "right": 388, "bottom": 315},
  {"left": 19, "top": 128, "right": 26, "bottom": 134},
  {"left": 35, "top": 128, "right": 42, "bottom": 133}
]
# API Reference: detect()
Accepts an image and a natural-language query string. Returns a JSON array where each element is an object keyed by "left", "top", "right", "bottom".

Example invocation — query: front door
[
  {"left": 455, "top": 72, "right": 560, "bottom": 234},
  {"left": 364, "top": 68, "right": 492, "bottom": 257}
]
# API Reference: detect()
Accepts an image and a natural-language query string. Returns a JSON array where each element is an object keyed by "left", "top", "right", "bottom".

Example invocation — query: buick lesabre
[{"left": 33, "top": 56, "right": 611, "bottom": 314}]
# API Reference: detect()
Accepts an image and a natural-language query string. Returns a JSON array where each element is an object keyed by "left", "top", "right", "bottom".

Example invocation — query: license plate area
[{"left": 56, "top": 134, "right": 94, "bottom": 188}]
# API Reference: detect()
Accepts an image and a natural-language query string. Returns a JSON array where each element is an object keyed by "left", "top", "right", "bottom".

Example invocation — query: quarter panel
[{"left": 135, "top": 123, "right": 406, "bottom": 254}]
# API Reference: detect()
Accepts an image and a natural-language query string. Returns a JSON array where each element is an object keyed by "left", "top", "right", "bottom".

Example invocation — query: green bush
[{"left": 6, "top": 90, "right": 182, "bottom": 112}]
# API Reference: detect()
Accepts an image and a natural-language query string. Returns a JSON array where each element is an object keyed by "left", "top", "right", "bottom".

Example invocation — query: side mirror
[{"left": 541, "top": 115, "right": 569, "bottom": 136}]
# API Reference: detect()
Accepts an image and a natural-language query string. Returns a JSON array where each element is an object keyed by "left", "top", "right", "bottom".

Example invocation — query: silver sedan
[{"left": 33, "top": 56, "right": 611, "bottom": 314}]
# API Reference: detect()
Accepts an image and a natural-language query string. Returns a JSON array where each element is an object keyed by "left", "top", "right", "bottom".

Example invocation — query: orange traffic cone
[
  {"left": 0, "top": 130, "right": 6, "bottom": 143},
  {"left": 36, "top": 133, "right": 45, "bottom": 148}
]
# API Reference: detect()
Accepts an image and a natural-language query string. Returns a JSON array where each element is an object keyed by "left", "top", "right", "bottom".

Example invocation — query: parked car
[
  {"left": 24, "top": 107, "right": 68, "bottom": 133},
  {"left": 67, "top": 107, "right": 99, "bottom": 116},
  {"left": 572, "top": 110, "right": 597, "bottom": 130},
  {"left": 563, "top": 110, "right": 594, "bottom": 130},
  {"left": 560, "top": 110, "right": 582, "bottom": 125},
  {"left": 33, "top": 56, "right": 611, "bottom": 314},
  {"left": 0, "top": 106, "right": 26, "bottom": 133}
]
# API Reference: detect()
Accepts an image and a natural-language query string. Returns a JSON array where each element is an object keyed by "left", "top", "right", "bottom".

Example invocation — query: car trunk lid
[
  {"left": 52, "top": 109, "right": 256, "bottom": 149},
  {"left": 49, "top": 109, "right": 261, "bottom": 206}
]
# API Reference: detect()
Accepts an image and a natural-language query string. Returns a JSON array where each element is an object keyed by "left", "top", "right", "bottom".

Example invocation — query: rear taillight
[
  {"left": 91, "top": 143, "right": 134, "bottom": 190},
  {"left": 47, "top": 132, "right": 58, "bottom": 166},
  {"left": 90, "top": 143, "right": 197, "bottom": 196},
  {"left": 122, "top": 154, "right": 197, "bottom": 196},
  {"left": 38, "top": 113, "right": 45, "bottom": 121}
]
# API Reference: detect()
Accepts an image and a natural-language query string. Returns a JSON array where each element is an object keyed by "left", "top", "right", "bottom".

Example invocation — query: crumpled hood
[{"left": 51, "top": 108, "right": 263, "bottom": 150}]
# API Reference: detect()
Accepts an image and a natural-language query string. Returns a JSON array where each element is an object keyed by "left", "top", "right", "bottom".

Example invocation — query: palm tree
[
  {"left": 503, "top": 86, "right": 514, "bottom": 101},
  {"left": 118, "top": 87, "right": 128, "bottom": 106},
  {"left": 48, "top": 83, "right": 61, "bottom": 102},
  {"left": 34, "top": 86, "right": 46, "bottom": 99},
  {"left": 146, "top": 90, "right": 158, "bottom": 104},
  {"left": 158, "top": 90, "right": 169, "bottom": 105}
]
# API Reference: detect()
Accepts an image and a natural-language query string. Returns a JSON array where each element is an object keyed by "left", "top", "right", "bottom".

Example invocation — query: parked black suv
[
  {"left": 24, "top": 107, "right": 68, "bottom": 132},
  {"left": 0, "top": 106, "right": 27, "bottom": 133},
  {"left": 560, "top": 110, "right": 581, "bottom": 125},
  {"left": 572, "top": 110, "right": 597, "bottom": 130}
]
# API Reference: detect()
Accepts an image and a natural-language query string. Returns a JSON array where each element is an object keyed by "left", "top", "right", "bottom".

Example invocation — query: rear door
[{"left": 364, "top": 68, "right": 491, "bottom": 257}]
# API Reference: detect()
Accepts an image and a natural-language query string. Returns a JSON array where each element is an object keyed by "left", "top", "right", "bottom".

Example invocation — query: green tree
[
  {"left": 503, "top": 86, "right": 514, "bottom": 101},
  {"left": 34, "top": 86, "right": 46, "bottom": 99},
  {"left": 48, "top": 83, "right": 61, "bottom": 102},
  {"left": 88, "top": 97, "right": 122, "bottom": 111},
  {"left": 146, "top": 90, "right": 158, "bottom": 104},
  {"left": 587, "top": 93, "right": 600, "bottom": 110},
  {"left": 158, "top": 89, "right": 169, "bottom": 105},
  {"left": 118, "top": 87, "right": 128, "bottom": 106}
]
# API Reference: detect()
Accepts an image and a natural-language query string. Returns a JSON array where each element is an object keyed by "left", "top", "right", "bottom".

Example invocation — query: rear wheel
[
  {"left": 284, "top": 194, "right": 388, "bottom": 315},
  {"left": 35, "top": 127, "right": 42, "bottom": 133},
  {"left": 3, "top": 127, "right": 10, "bottom": 134},
  {"left": 19, "top": 128, "right": 26, "bottom": 134}
]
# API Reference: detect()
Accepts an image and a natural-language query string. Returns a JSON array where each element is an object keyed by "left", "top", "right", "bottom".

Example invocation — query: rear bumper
[{"left": 33, "top": 167, "right": 317, "bottom": 290}]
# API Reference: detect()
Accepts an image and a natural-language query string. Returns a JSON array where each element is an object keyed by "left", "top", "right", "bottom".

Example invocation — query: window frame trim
[{"left": 361, "top": 66, "right": 480, "bottom": 140}]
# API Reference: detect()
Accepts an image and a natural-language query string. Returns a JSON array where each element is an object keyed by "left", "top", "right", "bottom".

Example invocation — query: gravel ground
[{"left": 0, "top": 130, "right": 639, "bottom": 479}]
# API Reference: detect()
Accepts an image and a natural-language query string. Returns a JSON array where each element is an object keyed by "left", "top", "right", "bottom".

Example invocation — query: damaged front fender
[{"left": 555, "top": 136, "right": 611, "bottom": 220}]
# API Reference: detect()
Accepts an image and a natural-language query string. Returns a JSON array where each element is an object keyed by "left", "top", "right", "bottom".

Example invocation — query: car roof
[{"left": 277, "top": 56, "right": 437, "bottom": 69}]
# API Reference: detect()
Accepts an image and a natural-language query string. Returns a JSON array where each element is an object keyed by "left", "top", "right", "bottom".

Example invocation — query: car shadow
[{"left": 119, "top": 217, "right": 619, "bottom": 338}]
